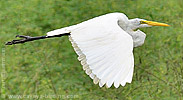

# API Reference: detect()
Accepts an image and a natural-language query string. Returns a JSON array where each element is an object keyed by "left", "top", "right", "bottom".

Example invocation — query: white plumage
[{"left": 47, "top": 12, "right": 169, "bottom": 88}]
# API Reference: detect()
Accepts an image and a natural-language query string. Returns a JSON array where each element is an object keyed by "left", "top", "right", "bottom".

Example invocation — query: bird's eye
[{"left": 140, "top": 21, "right": 146, "bottom": 24}]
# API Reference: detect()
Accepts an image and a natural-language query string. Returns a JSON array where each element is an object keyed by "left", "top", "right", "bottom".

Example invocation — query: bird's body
[
  {"left": 6, "top": 12, "right": 169, "bottom": 88},
  {"left": 47, "top": 13, "right": 146, "bottom": 47}
]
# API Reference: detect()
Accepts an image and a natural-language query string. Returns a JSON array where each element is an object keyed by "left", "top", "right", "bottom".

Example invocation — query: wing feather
[{"left": 69, "top": 13, "right": 134, "bottom": 88}]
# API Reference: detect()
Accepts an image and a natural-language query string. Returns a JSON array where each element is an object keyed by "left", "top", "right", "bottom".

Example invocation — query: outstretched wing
[{"left": 69, "top": 14, "right": 134, "bottom": 88}]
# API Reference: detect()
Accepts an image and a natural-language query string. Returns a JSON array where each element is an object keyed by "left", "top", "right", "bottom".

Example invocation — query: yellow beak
[{"left": 141, "top": 20, "right": 170, "bottom": 26}]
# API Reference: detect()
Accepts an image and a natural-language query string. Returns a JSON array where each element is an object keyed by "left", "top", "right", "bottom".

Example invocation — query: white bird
[{"left": 6, "top": 12, "right": 169, "bottom": 88}]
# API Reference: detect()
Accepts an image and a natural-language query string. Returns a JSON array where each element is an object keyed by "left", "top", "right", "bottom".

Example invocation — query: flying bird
[{"left": 6, "top": 13, "right": 169, "bottom": 88}]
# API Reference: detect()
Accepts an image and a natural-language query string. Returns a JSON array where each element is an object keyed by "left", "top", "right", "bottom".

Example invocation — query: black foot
[
  {"left": 16, "top": 35, "right": 32, "bottom": 39},
  {"left": 5, "top": 35, "right": 33, "bottom": 45}
]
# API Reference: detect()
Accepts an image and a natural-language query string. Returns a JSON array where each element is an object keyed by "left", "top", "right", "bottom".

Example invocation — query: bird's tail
[
  {"left": 46, "top": 27, "right": 71, "bottom": 36},
  {"left": 46, "top": 24, "right": 80, "bottom": 36}
]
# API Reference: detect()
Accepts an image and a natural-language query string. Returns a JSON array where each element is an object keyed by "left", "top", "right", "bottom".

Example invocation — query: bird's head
[{"left": 129, "top": 18, "right": 170, "bottom": 30}]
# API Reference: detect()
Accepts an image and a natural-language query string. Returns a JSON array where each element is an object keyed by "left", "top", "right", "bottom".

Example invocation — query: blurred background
[{"left": 0, "top": 0, "right": 183, "bottom": 99}]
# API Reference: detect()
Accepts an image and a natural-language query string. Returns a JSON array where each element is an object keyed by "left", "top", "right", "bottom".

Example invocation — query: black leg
[{"left": 5, "top": 33, "right": 70, "bottom": 45}]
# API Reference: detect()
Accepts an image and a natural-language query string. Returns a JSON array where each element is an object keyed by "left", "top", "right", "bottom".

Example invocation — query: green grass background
[{"left": 0, "top": 0, "right": 183, "bottom": 100}]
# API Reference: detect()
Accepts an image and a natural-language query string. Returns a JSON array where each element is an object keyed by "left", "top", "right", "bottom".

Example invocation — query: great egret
[{"left": 6, "top": 13, "right": 169, "bottom": 88}]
